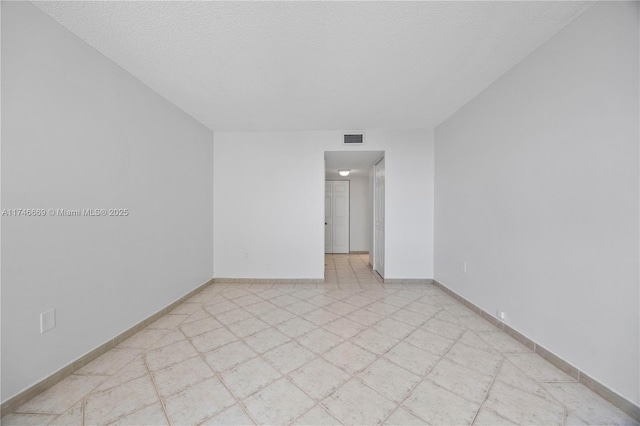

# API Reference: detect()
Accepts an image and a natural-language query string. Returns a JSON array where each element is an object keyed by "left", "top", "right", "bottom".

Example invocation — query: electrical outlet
[
  {"left": 497, "top": 310, "right": 506, "bottom": 322},
  {"left": 40, "top": 309, "right": 56, "bottom": 333},
  {"left": 463, "top": 262, "right": 467, "bottom": 273}
]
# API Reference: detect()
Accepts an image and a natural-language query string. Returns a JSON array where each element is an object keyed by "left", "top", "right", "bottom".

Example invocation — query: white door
[
  {"left": 374, "top": 158, "right": 385, "bottom": 276},
  {"left": 325, "top": 180, "right": 350, "bottom": 254},
  {"left": 325, "top": 181, "right": 332, "bottom": 253}
]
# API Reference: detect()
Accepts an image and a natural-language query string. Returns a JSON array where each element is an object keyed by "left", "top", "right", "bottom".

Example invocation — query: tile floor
[{"left": 4, "top": 254, "right": 638, "bottom": 425}]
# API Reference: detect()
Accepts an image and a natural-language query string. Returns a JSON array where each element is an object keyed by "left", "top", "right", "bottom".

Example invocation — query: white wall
[
  {"left": 1, "top": 2, "right": 214, "bottom": 402},
  {"left": 213, "top": 129, "right": 433, "bottom": 279},
  {"left": 434, "top": 2, "right": 639, "bottom": 404},
  {"left": 348, "top": 175, "right": 371, "bottom": 252}
]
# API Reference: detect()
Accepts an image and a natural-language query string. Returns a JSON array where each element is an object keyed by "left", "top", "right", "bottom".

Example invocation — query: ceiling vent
[{"left": 343, "top": 133, "right": 364, "bottom": 145}]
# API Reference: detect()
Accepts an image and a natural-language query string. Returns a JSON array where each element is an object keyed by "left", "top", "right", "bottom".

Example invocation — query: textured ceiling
[{"left": 32, "top": 1, "right": 593, "bottom": 132}]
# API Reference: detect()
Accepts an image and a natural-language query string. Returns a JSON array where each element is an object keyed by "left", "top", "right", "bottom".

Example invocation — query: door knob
[{"left": 325, "top": 222, "right": 328, "bottom": 225}]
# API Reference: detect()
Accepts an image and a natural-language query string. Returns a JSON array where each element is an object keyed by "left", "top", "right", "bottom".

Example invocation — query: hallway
[{"left": 3, "top": 255, "right": 636, "bottom": 425}]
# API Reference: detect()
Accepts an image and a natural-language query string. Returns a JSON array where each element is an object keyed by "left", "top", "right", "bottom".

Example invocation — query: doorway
[{"left": 324, "top": 151, "right": 385, "bottom": 275}]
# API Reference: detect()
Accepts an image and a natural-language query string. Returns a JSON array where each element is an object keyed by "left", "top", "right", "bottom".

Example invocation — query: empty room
[{"left": 1, "top": 1, "right": 639, "bottom": 425}]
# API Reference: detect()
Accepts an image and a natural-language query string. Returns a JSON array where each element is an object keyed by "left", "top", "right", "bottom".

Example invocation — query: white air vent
[{"left": 343, "top": 133, "right": 364, "bottom": 145}]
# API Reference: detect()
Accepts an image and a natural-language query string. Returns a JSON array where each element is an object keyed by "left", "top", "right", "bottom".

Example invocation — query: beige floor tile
[
  {"left": 233, "top": 294, "right": 265, "bottom": 307},
  {"left": 565, "top": 410, "right": 591, "bottom": 425},
  {"left": 107, "top": 402, "right": 168, "bottom": 425},
  {"left": 214, "top": 308, "right": 253, "bottom": 325},
  {"left": 276, "top": 317, "right": 317, "bottom": 338},
  {"left": 152, "top": 355, "right": 214, "bottom": 398},
  {"left": 179, "top": 316, "right": 223, "bottom": 337},
  {"left": 203, "top": 340, "right": 258, "bottom": 372},
  {"left": 163, "top": 377, "right": 236, "bottom": 425},
  {"left": 421, "top": 317, "right": 466, "bottom": 340},
  {"left": 0, "top": 413, "right": 58, "bottom": 425},
  {"left": 270, "top": 294, "right": 300, "bottom": 307},
  {"left": 116, "top": 329, "right": 168, "bottom": 349},
  {"left": 388, "top": 309, "right": 430, "bottom": 327},
  {"left": 285, "top": 300, "right": 318, "bottom": 315},
  {"left": 262, "top": 341, "right": 315, "bottom": 375},
  {"left": 243, "top": 300, "right": 277, "bottom": 316},
  {"left": 476, "top": 331, "right": 532, "bottom": 354},
  {"left": 243, "top": 378, "right": 315, "bottom": 425},
  {"left": 351, "top": 328, "right": 399, "bottom": 355},
  {"left": 346, "top": 308, "right": 386, "bottom": 326},
  {"left": 148, "top": 329, "right": 187, "bottom": 350},
  {"left": 6, "top": 281, "right": 634, "bottom": 426},
  {"left": 323, "top": 341, "right": 377, "bottom": 374},
  {"left": 306, "top": 294, "right": 338, "bottom": 307},
  {"left": 201, "top": 404, "right": 255, "bottom": 425},
  {"left": 457, "top": 313, "right": 500, "bottom": 332},
  {"left": 147, "top": 314, "right": 189, "bottom": 329},
  {"left": 543, "top": 382, "right": 639, "bottom": 425},
  {"left": 297, "top": 328, "right": 344, "bottom": 354},
  {"left": 190, "top": 327, "right": 238, "bottom": 353},
  {"left": 403, "top": 380, "right": 479, "bottom": 426},
  {"left": 360, "top": 358, "right": 421, "bottom": 403},
  {"left": 494, "top": 360, "right": 558, "bottom": 403},
  {"left": 16, "top": 374, "right": 105, "bottom": 415},
  {"left": 255, "top": 289, "right": 284, "bottom": 300},
  {"left": 506, "top": 352, "right": 577, "bottom": 383},
  {"left": 219, "top": 357, "right": 282, "bottom": 399},
  {"left": 49, "top": 402, "right": 83, "bottom": 426},
  {"left": 383, "top": 341, "right": 439, "bottom": 376},
  {"left": 76, "top": 349, "right": 142, "bottom": 376},
  {"left": 366, "top": 301, "right": 401, "bottom": 316},
  {"left": 459, "top": 330, "right": 501, "bottom": 354},
  {"left": 445, "top": 341, "right": 503, "bottom": 376},
  {"left": 170, "top": 301, "right": 202, "bottom": 315},
  {"left": 472, "top": 408, "right": 517, "bottom": 425},
  {"left": 244, "top": 327, "right": 291, "bottom": 354},
  {"left": 483, "top": 381, "right": 565, "bottom": 425},
  {"left": 227, "top": 316, "right": 270, "bottom": 338},
  {"left": 323, "top": 317, "right": 366, "bottom": 339},
  {"left": 85, "top": 375, "right": 158, "bottom": 426},
  {"left": 95, "top": 356, "right": 148, "bottom": 392},
  {"left": 204, "top": 300, "right": 240, "bottom": 316},
  {"left": 144, "top": 340, "right": 199, "bottom": 371},
  {"left": 325, "top": 301, "right": 360, "bottom": 316},
  {"left": 304, "top": 308, "right": 342, "bottom": 326},
  {"left": 372, "top": 317, "right": 417, "bottom": 339},
  {"left": 258, "top": 308, "right": 297, "bottom": 326},
  {"left": 292, "top": 404, "right": 342, "bottom": 425},
  {"left": 427, "top": 358, "right": 494, "bottom": 403},
  {"left": 434, "top": 309, "right": 462, "bottom": 325},
  {"left": 405, "top": 328, "right": 455, "bottom": 356},
  {"left": 384, "top": 407, "right": 426, "bottom": 425},
  {"left": 289, "top": 358, "right": 350, "bottom": 400},
  {"left": 291, "top": 289, "right": 320, "bottom": 300},
  {"left": 323, "top": 379, "right": 397, "bottom": 425}
]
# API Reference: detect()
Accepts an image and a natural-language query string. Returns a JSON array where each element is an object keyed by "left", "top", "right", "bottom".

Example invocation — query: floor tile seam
[
  {"left": 501, "top": 353, "right": 579, "bottom": 387},
  {"left": 13, "top": 373, "right": 108, "bottom": 417},
  {"left": 82, "top": 395, "right": 87, "bottom": 426},
  {"left": 80, "top": 350, "right": 151, "bottom": 398},
  {"left": 196, "top": 346, "right": 260, "bottom": 426},
  {"left": 105, "top": 357, "right": 171, "bottom": 425},
  {"left": 491, "top": 375, "right": 568, "bottom": 412},
  {"left": 289, "top": 402, "right": 347, "bottom": 426},
  {"left": 439, "top": 346, "right": 504, "bottom": 377},
  {"left": 395, "top": 324, "right": 480, "bottom": 416},
  {"left": 468, "top": 357, "right": 505, "bottom": 425}
]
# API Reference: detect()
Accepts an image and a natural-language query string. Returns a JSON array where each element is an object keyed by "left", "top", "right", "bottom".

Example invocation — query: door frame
[{"left": 373, "top": 156, "right": 385, "bottom": 278}]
